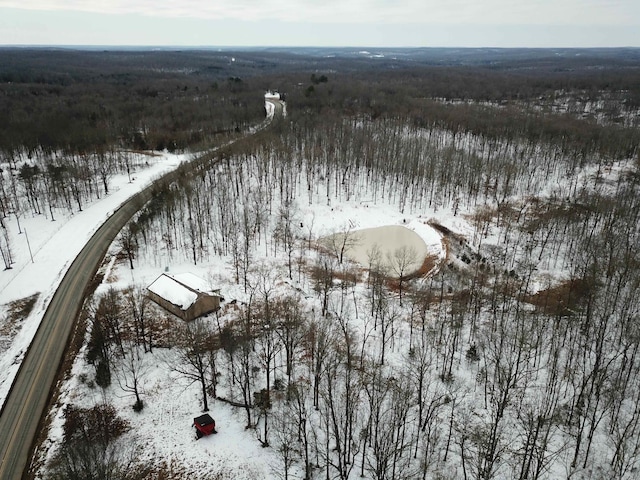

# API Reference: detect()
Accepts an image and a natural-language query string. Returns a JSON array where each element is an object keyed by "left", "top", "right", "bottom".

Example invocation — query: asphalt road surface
[{"left": 0, "top": 100, "right": 281, "bottom": 479}]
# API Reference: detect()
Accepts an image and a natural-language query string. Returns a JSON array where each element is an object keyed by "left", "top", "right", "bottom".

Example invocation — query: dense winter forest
[{"left": 2, "top": 48, "right": 640, "bottom": 480}]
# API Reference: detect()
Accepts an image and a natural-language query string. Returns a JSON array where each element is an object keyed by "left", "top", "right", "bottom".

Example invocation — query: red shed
[{"left": 193, "top": 413, "right": 217, "bottom": 438}]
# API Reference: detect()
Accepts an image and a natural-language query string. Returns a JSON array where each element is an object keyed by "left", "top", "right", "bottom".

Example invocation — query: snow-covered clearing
[{"left": 320, "top": 223, "right": 444, "bottom": 276}]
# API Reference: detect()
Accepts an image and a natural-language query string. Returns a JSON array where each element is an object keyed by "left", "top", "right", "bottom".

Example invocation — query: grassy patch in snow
[
  {"left": 525, "top": 277, "right": 593, "bottom": 316},
  {"left": 0, "top": 293, "right": 39, "bottom": 354}
]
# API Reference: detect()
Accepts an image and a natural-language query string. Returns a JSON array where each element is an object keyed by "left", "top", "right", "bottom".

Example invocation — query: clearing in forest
[{"left": 321, "top": 224, "right": 443, "bottom": 277}]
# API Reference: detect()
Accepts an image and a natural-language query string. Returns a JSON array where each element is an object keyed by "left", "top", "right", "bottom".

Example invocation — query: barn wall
[
  {"left": 185, "top": 295, "right": 220, "bottom": 321},
  {"left": 147, "top": 291, "right": 187, "bottom": 320},
  {"left": 148, "top": 290, "right": 220, "bottom": 322}
]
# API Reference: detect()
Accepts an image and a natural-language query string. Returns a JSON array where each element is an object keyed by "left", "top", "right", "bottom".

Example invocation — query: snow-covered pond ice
[{"left": 322, "top": 224, "right": 441, "bottom": 276}]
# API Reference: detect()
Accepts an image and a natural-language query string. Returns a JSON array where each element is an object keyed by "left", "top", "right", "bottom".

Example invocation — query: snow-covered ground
[
  {"left": 12, "top": 98, "right": 634, "bottom": 478},
  {"left": 2, "top": 95, "right": 456, "bottom": 478},
  {"left": 33, "top": 192, "right": 451, "bottom": 479},
  {"left": 44, "top": 339, "right": 279, "bottom": 479},
  {"left": 0, "top": 151, "right": 188, "bottom": 407},
  {"left": 0, "top": 95, "right": 279, "bottom": 410}
]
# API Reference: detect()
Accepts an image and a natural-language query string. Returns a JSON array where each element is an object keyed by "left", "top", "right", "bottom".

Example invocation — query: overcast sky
[{"left": 1, "top": 1, "right": 638, "bottom": 47}]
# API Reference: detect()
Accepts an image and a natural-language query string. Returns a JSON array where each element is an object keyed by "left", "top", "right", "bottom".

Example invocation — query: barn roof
[
  {"left": 171, "top": 272, "right": 214, "bottom": 295},
  {"left": 147, "top": 273, "right": 210, "bottom": 310}
]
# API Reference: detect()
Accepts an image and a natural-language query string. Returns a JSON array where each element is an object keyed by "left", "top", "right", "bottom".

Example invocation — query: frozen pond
[{"left": 322, "top": 224, "right": 441, "bottom": 277}]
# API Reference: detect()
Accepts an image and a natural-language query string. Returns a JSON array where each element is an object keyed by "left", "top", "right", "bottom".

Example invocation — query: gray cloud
[{"left": 0, "top": 0, "right": 638, "bottom": 25}]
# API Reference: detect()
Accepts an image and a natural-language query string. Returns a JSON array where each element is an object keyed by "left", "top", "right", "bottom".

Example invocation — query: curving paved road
[{"left": 0, "top": 100, "right": 282, "bottom": 479}]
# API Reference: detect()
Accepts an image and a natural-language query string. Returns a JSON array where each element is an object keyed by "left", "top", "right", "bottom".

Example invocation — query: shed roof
[{"left": 194, "top": 413, "right": 216, "bottom": 427}]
